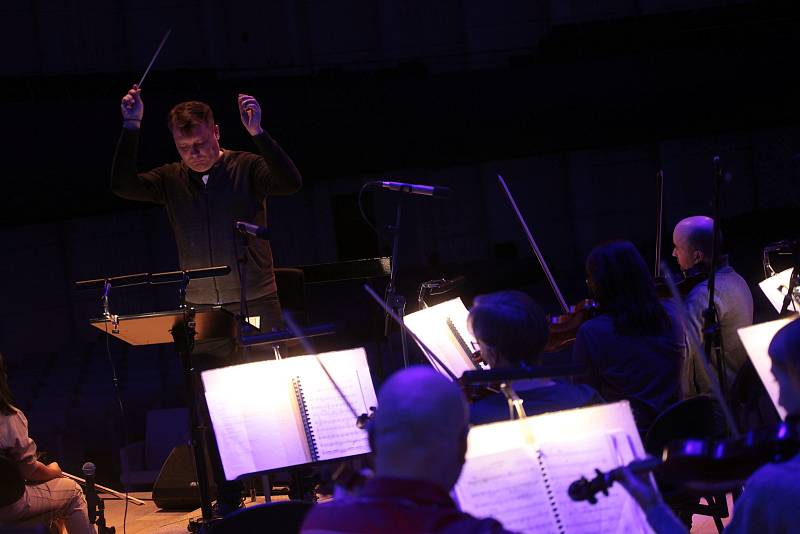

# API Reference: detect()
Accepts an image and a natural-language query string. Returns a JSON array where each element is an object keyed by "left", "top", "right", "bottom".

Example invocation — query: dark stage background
[{"left": 1, "top": 0, "right": 799, "bottom": 486}]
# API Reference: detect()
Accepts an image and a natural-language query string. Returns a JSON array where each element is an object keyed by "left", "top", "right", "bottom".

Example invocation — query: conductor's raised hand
[
  {"left": 120, "top": 84, "right": 143, "bottom": 128},
  {"left": 238, "top": 93, "right": 264, "bottom": 136}
]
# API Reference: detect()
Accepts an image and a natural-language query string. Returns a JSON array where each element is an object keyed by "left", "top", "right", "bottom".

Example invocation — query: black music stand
[
  {"left": 91, "top": 307, "right": 236, "bottom": 524},
  {"left": 79, "top": 266, "right": 233, "bottom": 527}
]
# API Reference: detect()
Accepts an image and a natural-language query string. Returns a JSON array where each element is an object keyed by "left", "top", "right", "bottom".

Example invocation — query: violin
[
  {"left": 544, "top": 299, "right": 600, "bottom": 353},
  {"left": 655, "top": 266, "right": 708, "bottom": 299},
  {"left": 568, "top": 417, "right": 800, "bottom": 503}
]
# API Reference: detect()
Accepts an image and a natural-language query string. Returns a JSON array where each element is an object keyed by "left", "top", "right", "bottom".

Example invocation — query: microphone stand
[
  {"left": 779, "top": 240, "right": 800, "bottom": 316},
  {"left": 234, "top": 224, "right": 254, "bottom": 341},
  {"left": 384, "top": 197, "right": 410, "bottom": 368},
  {"left": 703, "top": 157, "right": 728, "bottom": 403}
]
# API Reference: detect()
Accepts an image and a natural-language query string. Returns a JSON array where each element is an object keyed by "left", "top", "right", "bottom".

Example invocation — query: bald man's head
[
  {"left": 769, "top": 318, "right": 800, "bottom": 416},
  {"left": 371, "top": 366, "right": 469, "bottom": 490},
  {"left": 672, "top": 215, "right": 721, "bottom": 271}
]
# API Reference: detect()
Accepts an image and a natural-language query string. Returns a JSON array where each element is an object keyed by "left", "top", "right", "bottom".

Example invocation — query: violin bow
[
  {"left": 654, "top": 170, "right": 664, "bottom": 278},
  {"left": 363, "top": 284, "right": 459, "bottom": 382},
  {"left": 497, "top": 174, "right": 569, "bottom": 313}
]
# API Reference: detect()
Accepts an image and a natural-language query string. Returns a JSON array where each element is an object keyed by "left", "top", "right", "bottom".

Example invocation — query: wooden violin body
[{"left": 544, "top": 299, "right": 600, "bottom": 353}]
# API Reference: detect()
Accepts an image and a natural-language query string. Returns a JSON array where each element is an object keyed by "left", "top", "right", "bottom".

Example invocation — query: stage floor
[
  {"left": 103, "top": 492, "right": 277, "bottom": 533},
  {"left": 101, "top": 492, "right": 730, "bottom": 533}
]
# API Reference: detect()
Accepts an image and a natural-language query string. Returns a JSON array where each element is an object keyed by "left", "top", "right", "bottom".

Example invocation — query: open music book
[
  {"left": 404, "top": 297, "right": 484, "bottom": 379},
  {"left": 201, "top": 348, "right": 378, "bottom": 480},
  {"left": 454, "top": 401, "right": 653, "bottom": 534}
]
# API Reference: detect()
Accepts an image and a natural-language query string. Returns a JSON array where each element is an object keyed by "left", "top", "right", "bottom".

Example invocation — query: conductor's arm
[
  {"left": 110, "top": 85, "right": 166, "bottom": 204},
  {"left": 238, "top": 93, "right": 303, "bottom": 196}
]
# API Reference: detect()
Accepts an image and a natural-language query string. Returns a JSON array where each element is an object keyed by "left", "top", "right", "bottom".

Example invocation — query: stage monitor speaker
[{"left": 152, "top": 444, "right": 216, "bottom": 510}]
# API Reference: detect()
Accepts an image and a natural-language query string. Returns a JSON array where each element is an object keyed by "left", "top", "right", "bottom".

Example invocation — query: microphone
[
  {"left": 82, "top": 461, "right": 97, "bottom": 524},
  {"left": 235, "top": 221, "right": 270, "bottom": 240},
  {"left": 373, "top": 181, "right": 451, "bottom": 199}
]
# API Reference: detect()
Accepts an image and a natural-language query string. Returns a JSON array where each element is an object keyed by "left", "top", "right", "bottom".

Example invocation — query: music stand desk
[{"left": 90, "top": 308, "right": 237, "bottom": 346}]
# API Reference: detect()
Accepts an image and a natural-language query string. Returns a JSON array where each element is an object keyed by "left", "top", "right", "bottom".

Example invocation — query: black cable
[{"left": 358, "top": 182, "right": 391, "bottom": 243}]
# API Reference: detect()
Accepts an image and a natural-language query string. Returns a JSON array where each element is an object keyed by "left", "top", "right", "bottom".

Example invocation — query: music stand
[
  {"left": 78, "top": 266, "right": 234, "bottom": 525},
  {"left": 92, "top": 307, "right": 236, "bottom": 523}
]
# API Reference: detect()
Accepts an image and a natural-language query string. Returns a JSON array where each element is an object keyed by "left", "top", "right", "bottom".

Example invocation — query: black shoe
[{"left": 211, "top": 496, "right": 244, "bottom": 518}]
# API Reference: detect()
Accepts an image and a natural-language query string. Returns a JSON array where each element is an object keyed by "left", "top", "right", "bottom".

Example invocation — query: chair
[
  {"left": 645, "top": 395, "right": 734, "bottom": 533},
  {"left": 119, "top": 407, "right": 190, "bottom": 488},
  {"left": 208, "top": 500, "right": 314, "bottom": 534}
]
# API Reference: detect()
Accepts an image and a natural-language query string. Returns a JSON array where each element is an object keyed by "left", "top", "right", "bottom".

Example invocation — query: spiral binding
[
  {"left": 293, "top": 376, "right": 319, "bottom": 461},
  {"left": 538, "top": 450, "right": 566, "bottom": 533},
  {"left": 446, "top": 317, "right": 478, "bottom": 366}
]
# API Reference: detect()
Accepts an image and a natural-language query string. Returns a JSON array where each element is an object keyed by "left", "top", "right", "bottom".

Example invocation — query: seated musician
[
  {"left": 0, "top": 352, "right": 94, "bottom": 533},
  {"left": 619, "top": 317, "right": 800, "bottom": 534},
  {"left": 572, "top": 240, "right": 685, "bottom": 435},
  {"left": 301, "top": 366, "right": 514, "bottom": 533},
  {"left": 467, "top": 290, "right": 602, "bottom": 425},
  {"left": 671, "top": 216, "right": 753, "bottom": 397}
]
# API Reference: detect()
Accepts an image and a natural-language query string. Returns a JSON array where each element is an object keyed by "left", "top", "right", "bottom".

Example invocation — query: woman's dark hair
[
  {"left": 468, "top": 290, "right": 549, "bottom": 366},
  {"left": 0, "top": 352, "right": 15, "bottom": 416},
  {"left": 586, "top": 240, "right": 670, "bottom": 337}
]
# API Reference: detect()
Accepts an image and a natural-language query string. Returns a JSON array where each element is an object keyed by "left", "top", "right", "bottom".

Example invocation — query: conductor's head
[
  {"left": 371, "top": 366, "right": 469, "bottom": 491},
  {"left": 167, "top": 101, "right": 222, "bottom": 173}
]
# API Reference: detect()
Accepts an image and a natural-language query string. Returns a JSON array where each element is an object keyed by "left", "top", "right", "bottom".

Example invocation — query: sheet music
[
  {"left": 404, "top": 297, "right": 479, "bottom": 379},
  {"left": 298, "top": 363, "right": 371, "bottom": 460},
  {"left": 202, "top": 363, "right": 305, "bottom": 479},
  {"left": 456, "top": 448, "right": 561, "bottom": 534},
  {"left": 457, "top": 402, "right": 652, "bottom": 534},
  {"left": 202, "top": 348, "right": 377, "bottom": 479},
  {"left": 540, "top": 433, "right": 650, "bottom": 534},
  {"left": 759, "top": 268, "right": 797, "bottom": 314}
]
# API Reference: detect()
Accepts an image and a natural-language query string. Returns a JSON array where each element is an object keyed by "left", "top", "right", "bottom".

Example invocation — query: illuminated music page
[
  {"left": 295, "top": 359, "right": 373, "bottom": 460},
  {"left": 202, "top": 348, "right": 377, "bottom": 480},
  {"left": 540, "top": 433, "right": 650, "bottom": 534},
  {"left": 456, "top": 448, "right": 561, "bottom": 533},
  {"left": 456, "top": 402, "right": 652, "bottom": 534},
  {"left": 404, "top": 297, "right": 480, "bottom": 379}
]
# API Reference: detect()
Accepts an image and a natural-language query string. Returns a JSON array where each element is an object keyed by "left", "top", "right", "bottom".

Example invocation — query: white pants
[{"left": 0, "top": 478, "right": 94, "bottom": 534}]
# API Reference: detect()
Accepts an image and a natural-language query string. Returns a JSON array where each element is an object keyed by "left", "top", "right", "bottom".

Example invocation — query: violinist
[
  {"left": 573, "top": 241, "right": 686, "bottom": 436},
  {"left": 467, "top": 291, "right": 602, "bottom": 425},
  {"left": 618, "top": 317, "right": 800, "bottom": 534},
  {"left": 672, "top": 216, "right": 753, "bottom": 397}
]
